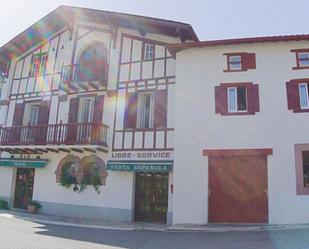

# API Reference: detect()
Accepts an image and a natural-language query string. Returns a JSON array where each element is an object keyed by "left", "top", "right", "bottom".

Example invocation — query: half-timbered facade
[{"left": 0, "top": 6, "right": 197, "bottom": 224}]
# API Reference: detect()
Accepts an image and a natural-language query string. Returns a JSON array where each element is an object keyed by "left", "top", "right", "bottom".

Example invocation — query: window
[
  {"left": 292, "top": 49, "right": 309, "bottom": 69},
  {"left": 286, "top": 79, "right": 309, "bottom": 112},
  {"left": 137, "top": 92, "right": 154, "bottom": 128},
  {"left": 215, "top": 83, "right": 259, "bottom": 115},
  {"left": 303, "top": 151, "right": 309, "bottom": 187},
  {"left": 78, "top": 97, "right": 94, "bottom": 123},
  {"left": 144, "top": 43, "right": 155, "bottom": 60},
  {"left": 299, "top": 83, "right": 309, "bottom": 109},
  {"left": 29, "top": 53, "right": 48, "bottom": 77},
  {"left": 224, "top": 53, "right": 256, "bottom": 72},
  {"left": 228, "top": 87, "right": 247, "bottom": 112},
  {"left": 228, "top": 56, "right": 242, "bottom": 71}
]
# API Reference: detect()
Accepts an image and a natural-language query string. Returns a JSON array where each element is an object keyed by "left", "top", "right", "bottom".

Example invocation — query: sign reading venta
[
  {"left": 107, "top": 161, "right": 173, "bottom": 172},
  {"left": 0, "top": 159, "right": 48, "bottom": 168}
]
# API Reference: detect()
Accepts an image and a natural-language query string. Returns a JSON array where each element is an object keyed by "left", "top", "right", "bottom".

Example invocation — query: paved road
[{"left": 1, "top": 216, "right": 309, "bottom": 249}]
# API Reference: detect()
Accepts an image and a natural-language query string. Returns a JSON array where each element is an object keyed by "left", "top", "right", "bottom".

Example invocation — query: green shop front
[
  {"left": 0, "top": 158, "right": 48, "bottom": 209},
  {"left": 107, "top": 160, "right": 173, "bottom": 223}
]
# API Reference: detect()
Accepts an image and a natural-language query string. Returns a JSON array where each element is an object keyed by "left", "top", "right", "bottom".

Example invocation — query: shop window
[
  {"left": 295, "top": 144, "right": 309, "bottom": 195},
  {"left": 303, "top": 151, "right": 309, "bottom": 187}
]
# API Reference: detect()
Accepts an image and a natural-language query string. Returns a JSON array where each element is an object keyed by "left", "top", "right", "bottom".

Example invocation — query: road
[{"left": 1, "top": 216, "right": 309, "bottom": 249}]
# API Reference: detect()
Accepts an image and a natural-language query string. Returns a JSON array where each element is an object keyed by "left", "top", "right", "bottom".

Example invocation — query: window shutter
[
  {"left": 36, "top": 100, "right": 51, "bottom": 144},
  {"left": 247, "top": 84, "right": 260, "bottom": 114},
  {"left": 68, "top": 98, "right": 79, "bottom": 123},
  {"left": 67, "top": 98, "right": 79, "bottom": 144},
  {"left": 242, "top": 53, "right": 256, "bottom": 70},
  {"left": 154, "top": 90, "right": 167, "bottom": 128},
  {"left": 286, "top": 80, "right": 300, "bottom": 111},
  {"left": 11, "top": 103, "right": 25, "bottom": 144},
  {"left": 93, "top": 96, "right": 105, "bottom": 123},
  {"left": 12, "top": 103, "right": 25, "bottom": 126},
  {"left": 215, "top": 86, "right": 227, "bottom": 114},
  {"left": 124, "top": 92, "right": 138, "bottom": 129}
]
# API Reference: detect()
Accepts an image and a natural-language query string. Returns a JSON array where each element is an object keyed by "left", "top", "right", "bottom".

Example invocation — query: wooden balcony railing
[
  {"left": 0, "top": 122, "right": 108, "bottom": 146},
  {"left": 61, "top": 62, "right": 109, "bottom": 84}
]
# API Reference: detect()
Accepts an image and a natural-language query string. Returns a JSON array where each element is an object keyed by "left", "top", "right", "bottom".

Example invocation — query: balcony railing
[
  {"left": 0, "top": 122, "right": 108, "bottom": 146},
  {"left": 61, "top": 62, "right": 109, "bottom": 84}
]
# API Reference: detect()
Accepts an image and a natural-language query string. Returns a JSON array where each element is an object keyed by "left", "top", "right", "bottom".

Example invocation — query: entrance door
[
  {"left": 209, "top": 156, "right": 268, "bottom": 223},
  {"left": 14, "top": 168, "right": 35, "bottom": 209},
  {"left": 134, "top": 173, "right": 168, "bottom": 223}
]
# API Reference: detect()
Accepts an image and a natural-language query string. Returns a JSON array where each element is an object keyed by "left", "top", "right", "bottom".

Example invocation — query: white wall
[{"left": 173, "top": 40, "right": 309, "bottom": 225}]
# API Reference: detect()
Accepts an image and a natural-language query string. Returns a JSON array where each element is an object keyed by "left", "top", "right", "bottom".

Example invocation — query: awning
[
  {"left": 107, "top": 160, "right": 173, "bottom": 172},
  {"left": 0, "top": 158, "right": 48, "bottom": 168}
]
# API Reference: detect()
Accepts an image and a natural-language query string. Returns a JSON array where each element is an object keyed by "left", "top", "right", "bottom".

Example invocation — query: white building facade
[
  {"left": 0, "top": 6, "right": 197, "bottom": 225},
  {"left": 1, "top": 6, "right": 309, "bottom": 226}
]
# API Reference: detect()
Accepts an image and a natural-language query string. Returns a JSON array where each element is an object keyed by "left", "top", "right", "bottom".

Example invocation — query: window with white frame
[
  {"left": 228, "top": 86, "right": 247, "bottom": 112},
  {"left": 298, "top": 52, "right": 309, "bottom": 67},
  {"left": 299, "top": 83, "right": 309, "bottom": 109},
  {"left": 137, "top": 92, "right": 154, "bottom": 129},
  {"left": 29, "top": 53, "right": 48, "bottom": 77},
  {"left": 144, "top": 43, "right": 155, "bottom": 60},
  {"left": 78, "top": 97, "right": 95, "bottom": 123},
  {"left": 228, "top": 55, "right": 242, "bottom": 70}
]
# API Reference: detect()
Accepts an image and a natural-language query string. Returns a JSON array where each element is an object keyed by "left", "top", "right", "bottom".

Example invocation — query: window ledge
[
  {"left": 293, "top": 109, "right": 309, "bottom": 113},
  {"left": 223, "top": 69, "right": 247, "bottom": 73},
  {"left": 219, "top": 111, "right": 256, "bottom": 116},
  {"left": 292, "top": 66, "right": 309, "bottom": 70}
]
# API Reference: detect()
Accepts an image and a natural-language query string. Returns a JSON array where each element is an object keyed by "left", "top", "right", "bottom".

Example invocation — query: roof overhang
[
  {"left": 0, "top": 5, "right": 199, "bottom": 68},
  {"left": 167, "top": 34, "right": 309, "bottom": 58}
]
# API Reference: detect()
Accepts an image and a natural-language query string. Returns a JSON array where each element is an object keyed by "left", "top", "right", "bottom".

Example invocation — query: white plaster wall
[
  {"left": 173, "top": 40, "right": 309, "bottom": 225},
  {"left": 33, "top": 152, "right": 134, "bottom": 210},
  {"left": 0, "top": 167, "right": 15, "bottom": 200}
]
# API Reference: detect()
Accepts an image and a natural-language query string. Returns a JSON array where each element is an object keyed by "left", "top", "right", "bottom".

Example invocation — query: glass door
[
  {"left": 14, "top": 168, "right": 35, "bottom": 209},
  {"left": 134, "top": 172, "right": 168, "bottom": 223}
]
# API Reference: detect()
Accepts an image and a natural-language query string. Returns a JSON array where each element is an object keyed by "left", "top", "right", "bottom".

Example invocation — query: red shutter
[
  {"left": 124, "top": 93, "right": 138, "bottom": 129},
  {"left": 12, "top": 103, "right": 25, "bottom": 126},
  {"left": 242, "top": 53, "right": 256, "bottom": 70},
  {"left": 35, "top": 100, "right": 51, "bottom": 144},
  {"left": 286, "top": 80, "right": 300, "bottom": 111},
  {"left": 11, "top": 103, "right": 25, "bottom": 144},
  {"left": 67, "top": 98, "right": 79, "bottom": 144},
  {"left": 215, "top": 85, "right": 227, "bottom": 115},
  {"left": 93, "top": 96, "right": 105, "bottom": 123},
  {"left": 154, "top": 90, "right": 167, "bottom": 128},
  {"left": 247, "top": 84, "right": 260, "bottom": 114},
  {"left": 91, "top": 95, "right": 105, "bottom": 143}
]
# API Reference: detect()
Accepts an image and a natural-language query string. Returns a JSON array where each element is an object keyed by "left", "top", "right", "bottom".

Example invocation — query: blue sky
[{"left": 1, "top": 0, "right": 308, "bottom": 46}]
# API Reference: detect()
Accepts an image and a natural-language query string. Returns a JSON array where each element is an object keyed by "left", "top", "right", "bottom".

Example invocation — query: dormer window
[{"left": 144, "top": 43, "right": 155, "bottom": 60}]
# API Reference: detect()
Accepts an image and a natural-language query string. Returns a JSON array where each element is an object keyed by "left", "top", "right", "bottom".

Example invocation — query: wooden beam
[
  {"left": 71, "top": 148, "right": 84, "bottom": 153},
  {"left": 47, "top": 148, "right": 60, "bottom": 153},
  {"left": 36, "top": 148, "right": 48, "bottom": 153},
  {"left": 88, "top": 81, "right": 99, "bottom": 90},
  {"left": 97, "top": 147, "right": 108, "bottom": 153},
  {"left": 59, "top": 148, "right": 71, "bottom": 153},
  {"left": 84, "top": 148, "right": 96, "bottom": 153}
]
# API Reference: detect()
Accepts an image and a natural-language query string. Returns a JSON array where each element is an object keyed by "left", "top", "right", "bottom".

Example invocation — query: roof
[
  {"left": 167, "top": 34, "right": 309, "bottom": 57},
  {"left": 0, "top": 5, "right": 199, "bottom": 68}
]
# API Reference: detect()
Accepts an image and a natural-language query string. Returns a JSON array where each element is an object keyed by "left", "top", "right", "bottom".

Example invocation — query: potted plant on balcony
[{"left": 27, "top": 200, "right": 42, "bottom": 214}]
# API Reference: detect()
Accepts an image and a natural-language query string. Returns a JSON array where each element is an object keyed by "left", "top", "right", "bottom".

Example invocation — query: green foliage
[
  {"left": 0, "top": 199, "right": 8, "bottom": 210},
  {"left": 28, "top": 200, "right": 42, "bottom": 210},
  {"left": 59, "top": 162, "right": 102, "bottom": 194}
]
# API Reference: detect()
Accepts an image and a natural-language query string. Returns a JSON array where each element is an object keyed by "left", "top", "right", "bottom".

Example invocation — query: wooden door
[
  {"left": 208, "top": 155, "right": 268, "bottom": 223},
  {"left": 134, "top": 173, "right": 168, "bottom": 223},
  {"left": 14, "top": 168, "right": 35, "bottom": 209}
]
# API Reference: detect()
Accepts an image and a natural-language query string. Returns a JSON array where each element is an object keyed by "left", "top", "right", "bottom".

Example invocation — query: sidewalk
[{"left": 1, "top": 209, "right": 309, "bottom": 232}]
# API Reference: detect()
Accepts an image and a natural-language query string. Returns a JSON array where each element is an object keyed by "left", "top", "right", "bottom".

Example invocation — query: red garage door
[{"left": 206, "top": 149, "right": 271, "bottom": 224}]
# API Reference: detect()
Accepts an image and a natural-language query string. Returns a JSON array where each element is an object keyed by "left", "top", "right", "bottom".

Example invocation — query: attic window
[
  {"left": 29, "top": 53, "right": 48, "bottom": 77},
  {"left": 144, "top": 43, "right": 155, "bottom": 60}
]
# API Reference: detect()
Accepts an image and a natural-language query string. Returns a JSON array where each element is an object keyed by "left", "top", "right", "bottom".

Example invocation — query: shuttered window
[
  {"left": 286, "top": 80, "right": 309, "bottom": 112},
  {"left": 215, "top": 83, "right": 259, "bottom": 115},
  {"left": 224, "top": 53, "right": 256, "bottom": 72}
]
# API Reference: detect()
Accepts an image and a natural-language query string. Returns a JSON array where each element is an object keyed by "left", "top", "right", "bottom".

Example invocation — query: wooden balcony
[
  {"left": 0, "top": 123, "right": 108, "bottom": 154},
  {"left": 61, "top": 62, "right": 108, "bottom": 92}
]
